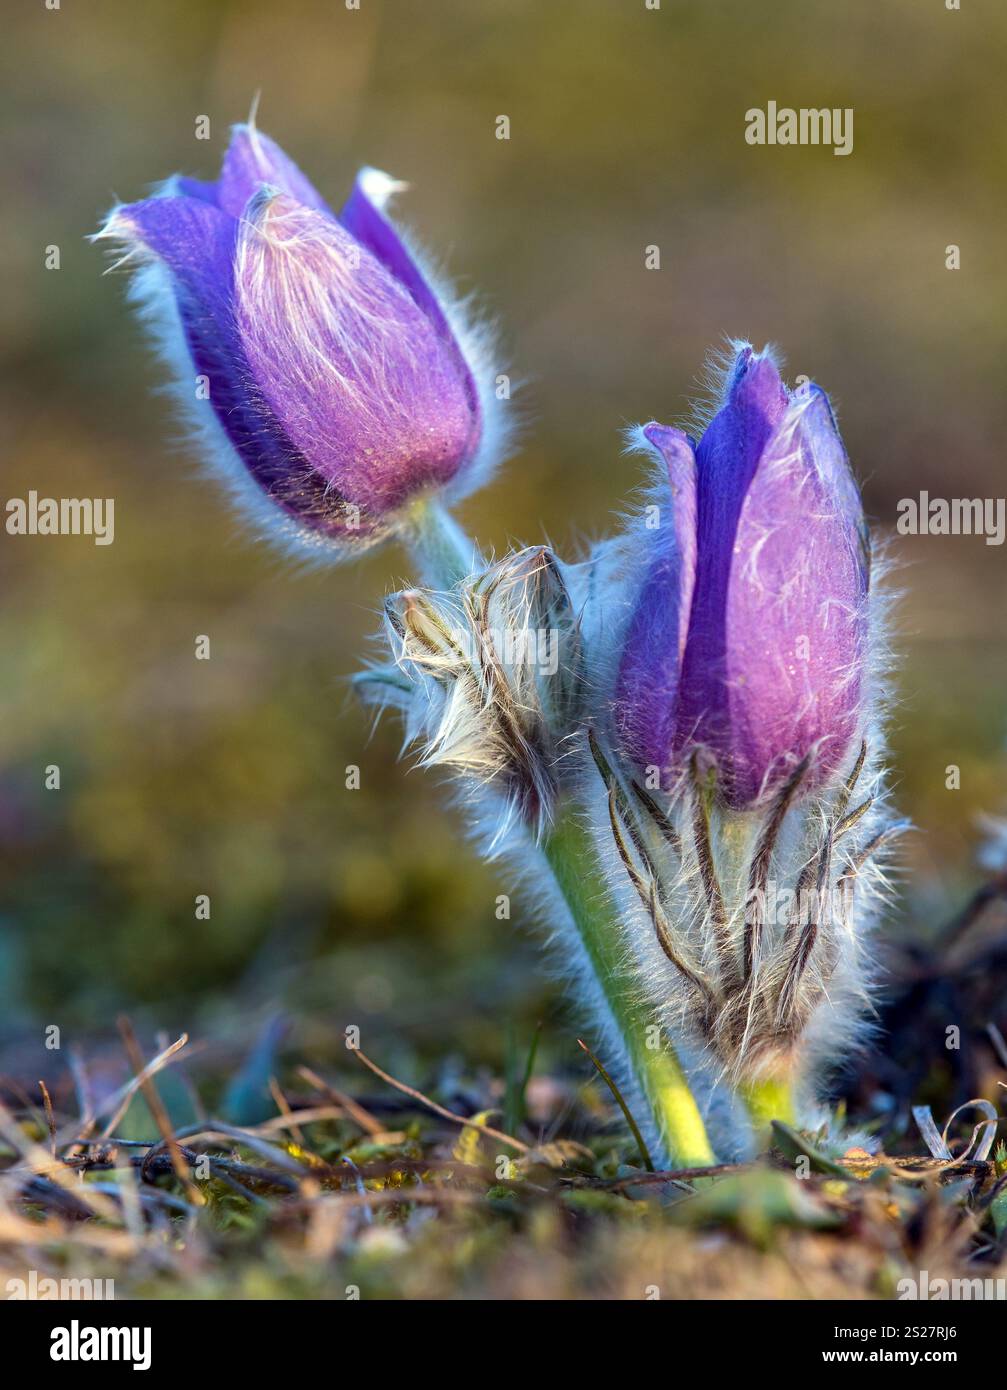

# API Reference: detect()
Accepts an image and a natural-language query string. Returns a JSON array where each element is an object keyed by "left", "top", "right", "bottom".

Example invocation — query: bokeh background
[{"left": 2, "top": 0, "right": 1006, "bottom": 1091}]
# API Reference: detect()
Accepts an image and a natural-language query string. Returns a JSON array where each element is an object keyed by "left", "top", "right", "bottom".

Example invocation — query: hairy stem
[
  {"left": 542, "top": 808, "right": 715, "bottom": 1167},
  {"left": 403, "top": 495, "right": 480, "bottom": 588},
  {"left": 406, "top": 496, "right": 715, "bottom": 1167}
]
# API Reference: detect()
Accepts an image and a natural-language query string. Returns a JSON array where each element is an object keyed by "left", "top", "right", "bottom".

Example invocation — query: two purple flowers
[{"left": 102, "top": 124, "right": 870, "bottom": 814}]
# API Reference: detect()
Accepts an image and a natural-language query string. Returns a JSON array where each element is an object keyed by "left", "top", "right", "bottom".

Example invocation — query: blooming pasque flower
[
  {"left": 614, "top": 344, "right": 869, "bottom": 808},
  {"left": 97, "top": 121, "right": 499, "bottom": 557},
  {"left": 582, "top": 343, "right": 901, "bottom": 1132}
]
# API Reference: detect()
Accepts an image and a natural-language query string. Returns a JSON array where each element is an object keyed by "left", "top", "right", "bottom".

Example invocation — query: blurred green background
[{"left": 2, "top": 0, "right": 1005, "bottom": 1067}]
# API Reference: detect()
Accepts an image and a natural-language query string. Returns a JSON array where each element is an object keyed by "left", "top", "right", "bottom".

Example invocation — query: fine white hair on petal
[
  {"left": 234, "top": 189, "right": 443, "bottom": 437},
  {"left": 372, "top": 198, "right": 519, "bottom": 509},
  {"left": 678, "top": 335, "right": 783, "bottom": 441},
  {"left": 95, "top": 225, "right": 378, "bottom": 568},
  {"left": 355, "top": 166, "right": 411, "bottom": 211}
]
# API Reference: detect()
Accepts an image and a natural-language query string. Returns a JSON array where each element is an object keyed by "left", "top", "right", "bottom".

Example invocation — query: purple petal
[
  {"left": 216, "top": 124, "right": 334, "bottom": 219},
  {"left": 104, "top": 194, "right": 381, "bottom": 544},
  {"left": 173, "top": 175, "right": 219, "bottom": 204},
  {"left": 339, "top": 168, "right": 452, "bottom": 338},
  {"left": 338, "top": 171, "right": 481, "bottom": 458},
  {"left": 233, "top": 192, "right": 481, "bottom": 515},
  {"left": 108, "top": 193, "right": 238, "bottom": 325},
  {"left": 721, "top": 386, "right": 868, "bottom": 803},
  {"left": 614, "top": 425, "right": 697, "bottom": 775},
  {"left": 674, "top": 349, "right": 790, "bottom": 779}
]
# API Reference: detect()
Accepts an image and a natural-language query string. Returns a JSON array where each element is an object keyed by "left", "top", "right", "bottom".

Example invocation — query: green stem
[
  {"left": 406, "top": 496, "right": 715, "bottom": 1168},
  {"left": 542, "top": 808, "right": 715, "bottom": 1168},
  {"left": 740, "top": 1074, "right": 797, "bottom": 1135},
  {"left": 403, "top": 496, "right": 479, "bottom": 588}
]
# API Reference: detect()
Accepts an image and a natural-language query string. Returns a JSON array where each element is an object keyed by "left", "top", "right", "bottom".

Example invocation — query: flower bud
[
  {"left": 375, "top": 547, "right": 583, "bottom": 839},
  {"left": 614, "top": 345, "right": 869, "bottom": 808},
  {"left": 97, "top": 123, "right": 497, "bottom": 559}
]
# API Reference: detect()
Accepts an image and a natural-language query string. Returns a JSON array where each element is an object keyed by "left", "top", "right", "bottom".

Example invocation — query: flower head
[
  {"left": 614, "top": 344, "right": 870, "bottom": 808},
  {"left": 96, "top": 121, "right": 501, "bottom": 558},
  {"left": 366, "top": 546, "right": 583, "bottom": 845}
]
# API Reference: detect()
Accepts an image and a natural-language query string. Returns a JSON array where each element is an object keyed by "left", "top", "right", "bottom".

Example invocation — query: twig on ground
[
  {"left": 298, "top": 1065, "right": 386, "bottom": 1137},
  {"left": 118, "top": 1017, "right": 203, "bottom": 1207},
  {"left": 350, "top": 1048, "right": 530, "bottom": 1154},
  {"left": 38, "top": 1080, "right": 56, "bottom": 1157},
  {"left": 95, "top": 1031, "right": 189, "bottom": 1142}
]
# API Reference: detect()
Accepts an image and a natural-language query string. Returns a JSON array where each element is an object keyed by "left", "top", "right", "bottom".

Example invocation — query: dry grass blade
[
  {"left": 0, "top": 1096, "right": 122, "bottom": 1224},
  {"left": 351, "top": 1047, "right": 529, "bottom": 1154},
  {"left": 117, "top": 1016, "right": 203, "bottom": 1207},
  {"left": 253, "top": 1105, "right": 350, "bottom": 1135},
  {"left": 170, "top": 1124, "right": 318, "bottom": 1176},
  {"left": 111, "top": 1143, "right": 145, "bottom": 1244},
  {"left": 605, "top": 1162, "right": 746, "bottom": 1190},
  {"left": 268, "top": 1076, "right": 304, "bottom": 1147},
  {"left": 67, "top": 1049, "right": 96, "bottom": 1155},
  {"left": 0, "top": 1205, "right": 137, "bottom": 1254},
  {"left": 38, "top": 1080, "right": 56, "bottom": 1157},
  {"left": 298, "top": 1065, "right": 385, "bottom": 1136},
  {"left": 95, "top": 1032, "right": 189, "bottom": 1142}
]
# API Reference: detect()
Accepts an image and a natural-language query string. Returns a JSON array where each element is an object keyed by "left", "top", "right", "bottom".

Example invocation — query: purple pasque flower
[
  {"left": 97, "top": 123, "right": 491, "bottom": 557},
  {"left": 614, "top": 344, "right": 869, "bottom": 809}
]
